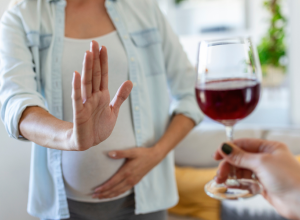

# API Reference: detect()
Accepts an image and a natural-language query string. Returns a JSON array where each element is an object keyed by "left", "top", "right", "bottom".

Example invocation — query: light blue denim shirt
[{"left": 0, "top": 0, "right": 202, "bottom": 219}]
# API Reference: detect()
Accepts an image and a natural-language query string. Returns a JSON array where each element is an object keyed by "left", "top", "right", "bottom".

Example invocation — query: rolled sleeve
[
  {"left": 0, "top": 9, "right": 48, "bottom": 140},
  {"left": 170, "top": 95, "right": 203, "bottom": 125},
  {"left": 2, "top": 94, "right": 47, "bottom": 140}
]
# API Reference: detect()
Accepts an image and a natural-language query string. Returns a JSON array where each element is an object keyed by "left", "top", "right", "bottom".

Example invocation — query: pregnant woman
[{"left": 0, "top": 0, "right": 202, "bottom": 219}]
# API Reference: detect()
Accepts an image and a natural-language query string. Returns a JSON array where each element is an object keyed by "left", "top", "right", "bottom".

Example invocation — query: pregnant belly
[{"left": 62, "top": 144, "right": 126, "bottom": 200}]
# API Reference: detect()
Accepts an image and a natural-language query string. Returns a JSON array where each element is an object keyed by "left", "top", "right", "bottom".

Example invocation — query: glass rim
[{"left": 199, "top": 36, "right": 253, "bottom": 47}]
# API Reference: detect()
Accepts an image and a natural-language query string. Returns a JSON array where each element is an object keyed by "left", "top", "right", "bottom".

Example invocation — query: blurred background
[
  {"left": 159, "top": 0, "right": 293, "bottom": 129},
  {"left": 1, "top": 0, "right": 300, "bottom": 220}
]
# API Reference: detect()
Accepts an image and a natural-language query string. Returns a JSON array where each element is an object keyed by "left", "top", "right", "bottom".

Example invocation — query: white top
[{"left": 61, "top": 31, "right": 136, "bottom": 203}]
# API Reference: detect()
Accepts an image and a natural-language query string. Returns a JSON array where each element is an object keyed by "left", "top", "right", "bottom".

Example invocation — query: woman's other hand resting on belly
[
  {"left": 92, "top": 114, "right": 195, "bottom": 199},
  {"left": 19, "top": 41, "right": 133, "bottom": 151}
]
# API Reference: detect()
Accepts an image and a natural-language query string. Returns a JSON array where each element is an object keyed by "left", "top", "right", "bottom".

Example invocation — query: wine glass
[{"left": 195, "top": 37, "right": 263, "bottom": 200}]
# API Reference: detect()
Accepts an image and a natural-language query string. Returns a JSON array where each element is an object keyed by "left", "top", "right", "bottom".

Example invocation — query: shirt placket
[
  {"left": 49, "top": 0, "right": 69, "bottom": 218},
  {"left": 105, "top": 0, "right": 142, "bottom": 147}
]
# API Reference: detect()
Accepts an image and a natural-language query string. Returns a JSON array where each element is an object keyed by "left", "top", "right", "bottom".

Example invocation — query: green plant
[
  {"left": 175, "top": 0, "right": 186, "bottom": 4},
  {"left": 257, "top": 0, "right": 287, "bottom": 71}
]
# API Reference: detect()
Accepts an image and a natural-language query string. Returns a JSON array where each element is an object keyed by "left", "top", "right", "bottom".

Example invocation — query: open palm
[{"left": 70, "top": 41, "right": 133, "bottom": 151}]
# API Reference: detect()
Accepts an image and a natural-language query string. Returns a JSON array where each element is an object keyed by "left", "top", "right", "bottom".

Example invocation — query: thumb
[
  {"left": 218, "top": 142, "right": 258, "bottom": 171},
  {"left": 110, "top": 80, "right": 133, "bottom": 116},
  {"left": 108, "top": 148, "right": 137, "bottom": 159}
]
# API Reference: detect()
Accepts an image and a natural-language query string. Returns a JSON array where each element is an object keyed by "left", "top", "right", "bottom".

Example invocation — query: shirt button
[
  {"left": 137, "top": 130, "right": 141, "bottom": 134},
  {"left": 133, "top": 82, "right": 137, "bottom": 87},
  {"left": 135, "top": 106, "right": 139, "bottom": 111},
  {"left": 131, "top": 57, "right": 135, "bottom": 62}
]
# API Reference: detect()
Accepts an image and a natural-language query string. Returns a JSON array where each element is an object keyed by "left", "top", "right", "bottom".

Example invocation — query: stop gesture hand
[{"left": 68, "top": 41, "right": 133, "bottom": 151}]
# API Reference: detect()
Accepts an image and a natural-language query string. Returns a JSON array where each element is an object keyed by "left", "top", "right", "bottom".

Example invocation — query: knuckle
[
  {"left": 126, "top": 178, "right": 135, "bottom": 186},
  {"left": 278, "top": 143, "right": 288, "bottom": 151},
  {"left": 71, "top": 94, "right": 81, "bottom": 101},
  {"left": 230, "top": 153, "right": 243, "bottom": 166},
  {"left": 93, "top": 70, "right": 101, "bottom": 77},
  {"left": 77, "top": 146, "right": 87, "bottom": 151},
  {"left": 258, "top": 154, "right": 271, "bottom": 165},
  {"left": 117, "top": 94, "right": 126, "bottom": 103},
  {"left": 124, "top": 170, "right": 131, "bottom": 178},
  {"left": 84, "top": 79, "right": 92, "bottom": 85}
]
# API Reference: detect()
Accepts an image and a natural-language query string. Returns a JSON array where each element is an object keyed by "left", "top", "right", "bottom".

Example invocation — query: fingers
[
  {"left": 214, "top": 139, "right": 265, "bottom": 161},
  {"left": 215, "top": 161, "right": 254, "bottom": 184},
  {"left": 93, "top": 179, "right": 131, "bottom": 199},
  {"left": 233, "top": 138, "right": 265, "bottom": 153},
  {"left": 214, "top": 151, "right": 224, "bottom": 161},
  {"left": 93, "top": 164, "right": 136, "bottom": 199},
  {"left": 215, "top": 161, "right": 231, "bottom": 183},
  {"left": 93, "top": 170, "right": 125, "bottom": 194},
  {"left": 90, "top": 41, "right": 101, "bottom": 93},
  {"left": 81, "top": 51, "right": 93, "bottom": 102},
  {"left": 214, "top": 138, "right": 288, "bottom": 162},
  {"left": 110, "top": 80, "right": 133, "bottom": 116},
  {"left": 217, "top": 142, "right": 259, "bottom": 170},
  {"left": 108, "top": 148, "right": 137, "bottom": 159},
  {"left": 100, "top": 46, "right": 109, "bottom": 91},
  {"left": 234, "top": 138, "right": 289, "bottom": 154},
  {"left": 72, "top": 71, "right": 83, "bottom": 113}
]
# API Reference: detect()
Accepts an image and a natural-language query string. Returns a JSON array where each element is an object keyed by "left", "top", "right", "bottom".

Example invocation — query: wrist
[
  {"left": 152, "top": 143, "right": 169, "bottom": 162},
  {"left": 280, "top": 176, "right": 300, "bottom": 219},
  {"left": 64, "top": 123, "right": 75, "bottom": 151},
  {"left": 284, "top": 187, "right": 300, "bottom": 219}
]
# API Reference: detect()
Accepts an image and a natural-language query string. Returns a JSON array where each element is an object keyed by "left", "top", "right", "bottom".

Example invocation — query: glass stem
[{"left": 225, "top": 126, "right": 237, "bottom": 180}]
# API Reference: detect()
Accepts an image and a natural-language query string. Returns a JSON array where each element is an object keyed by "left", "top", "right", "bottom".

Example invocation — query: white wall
[
  {"left": 289, "top": 0, "right": 300, "bottom": 125},
  {"left": 0, "top": 0, "right": 37, "bottom": 219},
  {"left": 0, "top": 0, "right": 9, "bottom": 16},
  {"left": 0, "top": 123, "right": 36, "bottom": 220}
]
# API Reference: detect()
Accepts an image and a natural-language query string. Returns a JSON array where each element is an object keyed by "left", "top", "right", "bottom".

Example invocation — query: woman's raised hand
[{"left": 69, "top": 41, "right": 133, "bottom": 151}]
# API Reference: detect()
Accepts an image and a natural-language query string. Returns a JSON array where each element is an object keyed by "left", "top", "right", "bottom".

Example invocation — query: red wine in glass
[
  {"left": 196, "top": 38, "right": 263, "bottom": 200},
  {"left": 195, "top": 78, "right": 260, "bottom": 124}
]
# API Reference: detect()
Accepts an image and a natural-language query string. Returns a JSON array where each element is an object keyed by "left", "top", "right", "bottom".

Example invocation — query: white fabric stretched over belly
[{"left": 61, "top": 31, "right": 135, "bottom": 203}]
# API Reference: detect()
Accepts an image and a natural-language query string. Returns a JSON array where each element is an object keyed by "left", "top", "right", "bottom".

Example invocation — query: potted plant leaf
[{"left": 258, "top": 0, "right": 287, "bottom": 87}]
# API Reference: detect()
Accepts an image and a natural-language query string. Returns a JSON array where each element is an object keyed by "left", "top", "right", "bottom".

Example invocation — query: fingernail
[
  {"left": 99, "top": 46, "right": 102, "bottom": 52},
  {"left": 222, "top": 143, "right": 233, "bottom": 155},
  {"left": 90, "top": 42, "right": 93, "bottom": 52},
  {"left": 108, "top": 151, "right": 117, "bottom": 158}
]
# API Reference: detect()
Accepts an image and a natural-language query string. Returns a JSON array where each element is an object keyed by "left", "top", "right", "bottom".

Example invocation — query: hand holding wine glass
[
  {"left": 214, "top": 139, "right": 300, "bottom": 220},
  {"left": 69, "top": 41, "right": 133, "bottom": 151},
  {"left": 195, "top": 37, "right": 263, "bottom": 200}
]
